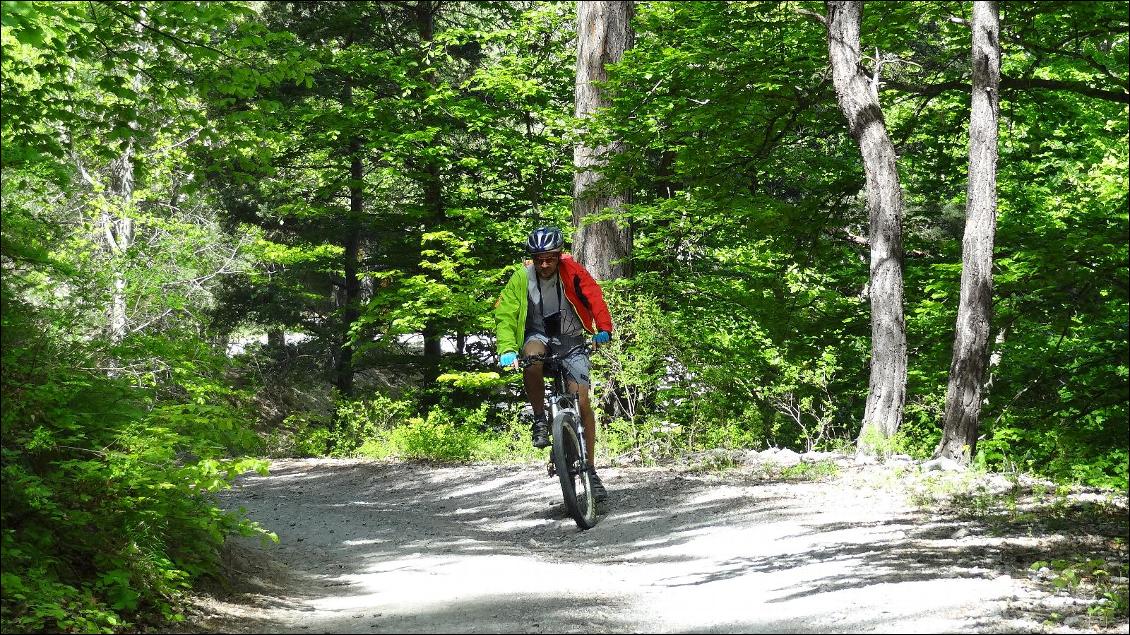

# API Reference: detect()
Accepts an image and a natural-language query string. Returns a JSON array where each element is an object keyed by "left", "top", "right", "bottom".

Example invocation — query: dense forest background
[{"left": 2, "top": 1, "right": 1126, "bottom": 631}]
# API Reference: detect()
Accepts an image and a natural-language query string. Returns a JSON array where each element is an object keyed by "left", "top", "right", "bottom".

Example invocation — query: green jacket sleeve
[{"left": 493, "top": 266, "right": 528, "bottom": 355}]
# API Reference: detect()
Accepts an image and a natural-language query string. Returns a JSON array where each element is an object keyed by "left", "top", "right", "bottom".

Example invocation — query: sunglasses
[{"left": 532, "top": 254, "right": 560, "bottom": 264}]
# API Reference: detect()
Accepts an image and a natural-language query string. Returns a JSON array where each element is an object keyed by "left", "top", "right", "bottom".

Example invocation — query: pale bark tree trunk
[
  {"left": 980, "top": 323, "right": 1009, "bottom": 405},
  {"left": 104, "top": 11, "right": 147, "bottom": 344},
  {"left": 573, "top": 0, "right": 634, "bottom": 281},
  {"left": 935, "top": 0, "right": 1001, "bottom": 463},
  {"left": 826, "top": 1, "right": 908, "bottom": 449},
  {"left": 104, "top": 143, "right": 135, "bottom": 343}
]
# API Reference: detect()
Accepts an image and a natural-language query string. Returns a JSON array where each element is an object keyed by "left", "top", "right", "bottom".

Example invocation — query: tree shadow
[{"left": 185, "top": 460, "right": 1127, "bottom": 633}]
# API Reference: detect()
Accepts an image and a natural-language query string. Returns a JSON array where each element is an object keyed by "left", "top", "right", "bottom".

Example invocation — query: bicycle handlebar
[{"left": 518, "top": 341, "right": 593, "bottom": 368}]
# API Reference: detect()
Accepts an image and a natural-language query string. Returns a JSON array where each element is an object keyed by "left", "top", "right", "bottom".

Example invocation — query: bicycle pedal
[{"left": 547, "top": 461, "right": 556, "bottom": 477}]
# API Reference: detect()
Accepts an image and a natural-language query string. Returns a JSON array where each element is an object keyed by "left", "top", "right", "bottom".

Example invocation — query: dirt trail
[{"left": 172, "top": 458, "right": 1128, "bottom": 634}]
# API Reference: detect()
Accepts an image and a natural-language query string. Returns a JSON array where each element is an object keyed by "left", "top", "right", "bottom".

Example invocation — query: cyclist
[{"left": 494, "top": 226, "right": 614, "bottom": 501}]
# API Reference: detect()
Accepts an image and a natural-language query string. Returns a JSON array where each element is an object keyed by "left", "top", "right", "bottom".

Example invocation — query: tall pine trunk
[
  {"left": 826, "top": 1, "right": 908, "bottom": 449},
  {"left": 416, "top": 1, "right": 444, "bottom": 393},
  {"left": 935, "top": 0, "right": 1001, "bottom": 463},
  {"left": 573, "top": 0, "right": 634, "bottom": 281},
  {"left": 333, "top": 131, "right": 363, "bottom": 398}
]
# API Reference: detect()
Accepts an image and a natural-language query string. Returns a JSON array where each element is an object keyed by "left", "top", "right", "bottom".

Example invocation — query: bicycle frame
[
  {"left": 526, "top": 341, "right": 590, "bottom": 461},
  {"left": 520, "top": 339, "right": 599, "bottom": 529}
]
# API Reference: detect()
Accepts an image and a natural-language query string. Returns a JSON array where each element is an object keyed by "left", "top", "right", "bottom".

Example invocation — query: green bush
[
  {"left": 366, "top": 404, "right": 539, "bottom": 463},
  {"left": 1, "top": 307, "right": 274, "bottom": 633},
  {"left": 593, "top": 288, "right": 868, "bottom": 461},
  {"left": 284, "top": 395, "right": 543, "bottom": 464}
]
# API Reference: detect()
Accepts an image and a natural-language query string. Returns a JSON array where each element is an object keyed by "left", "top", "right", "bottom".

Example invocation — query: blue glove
[
  {"left": 592, "top": 331, "right": 611, "bottom": 344},
  {"left": 500, "top": 351, "right": 518, "bottom": 367}
]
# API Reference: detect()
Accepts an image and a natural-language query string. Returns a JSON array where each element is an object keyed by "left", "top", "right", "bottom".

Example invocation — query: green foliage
[
  {"left": 2, "top": 0, "right": 1127, "bottom": 628},
  {"left": 776, "top": 460, "right": 841, "bottom": 481},
  {"left": 385, "top": 409, "right": 486, "bottom": 462},
  {"left": 1030, "top": 556, "right": 1129, "bottom": 623},
  {"left": 586, "top": 0, "right": 1128, "bottom": 487},
  {"left": 275, "top": 395, "right": 410, "bottom": 458},
  {"left": 3, "top": 3, "right": 279, "bottom": 630},
  {"left": 0, "top": 310, "right": 273, "bottom": 633},
  {"left": 279, "top": 395, "right": 540, "bottom": 464},
  {"left": 366, "top": 403, "right": 539, "bottom": 463},
  {"left": 594, "top": 284, "right": 861, "bottom": 462},
  {"left": 857, "top": 425, "right": 927, "bottom": 461},
  {"left": 898, "top": 394, "right": 946, "bottom": 459}
]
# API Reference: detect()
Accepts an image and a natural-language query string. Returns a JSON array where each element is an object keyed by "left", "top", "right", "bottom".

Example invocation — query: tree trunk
[
  {"left": 935, "top": 0, "right": 1001, "bottom": 463},
  {"left": 334, "top": 148, "right": 362, "bottom": 397},
  {"left": 826, "top": 1, "right": 908, "bottom": 449},
  {"left": 416, "top": 0, "right": 444, "bottom": 394},
  {"left": 267, "top": 328, "right": 285, "bottom": 350},
  {"left": 573, "top": 0, "right": 634, "bottom": 281},
  {"left": 420, "top": 160, "right": 444, "bottom": 386},
  {"left": 104, "top": 143, "right": 135, "bottom": 343},
  {"left": 103, "top": 11, "right": 146, "bottom": 344},
  {"left": 333, "top": 85, "right": 363, "bottom": 398}
]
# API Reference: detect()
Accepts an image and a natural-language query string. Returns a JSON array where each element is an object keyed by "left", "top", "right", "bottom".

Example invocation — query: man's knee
[{"left": 523, "top": 340, "right": 546, "bottom": 358}]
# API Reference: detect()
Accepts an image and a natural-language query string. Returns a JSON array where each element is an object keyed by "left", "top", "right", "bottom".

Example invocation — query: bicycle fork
[{"left": 546, "top": 395, "right": 587, "bottom": 478}]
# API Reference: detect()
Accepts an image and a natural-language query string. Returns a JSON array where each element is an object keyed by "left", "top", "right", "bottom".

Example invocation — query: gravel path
[{"left": 171, "top": 457, "right": 1129, "bottom": 634}]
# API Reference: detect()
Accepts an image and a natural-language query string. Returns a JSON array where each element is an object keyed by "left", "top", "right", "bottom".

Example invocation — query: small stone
[
  {"left": 774, "top": 448, "right": 802, "bottom": 466},
  {"left": 922, "top": 457, "right": 965, "bottom": 472}
]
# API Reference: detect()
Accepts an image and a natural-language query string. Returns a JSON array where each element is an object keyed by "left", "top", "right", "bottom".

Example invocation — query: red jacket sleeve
[{"left": 573, "top": 261, "right": 614, "bottom": 334}]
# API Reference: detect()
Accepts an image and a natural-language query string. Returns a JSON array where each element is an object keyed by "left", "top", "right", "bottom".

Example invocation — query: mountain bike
[{"left": 520, "top": 340, "right": 599, "bottom": 529}]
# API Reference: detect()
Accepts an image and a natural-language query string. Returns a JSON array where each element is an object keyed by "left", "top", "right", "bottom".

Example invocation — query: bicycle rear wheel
[{"left": 551, "top": 413, "right": 598, "bottom": 529}]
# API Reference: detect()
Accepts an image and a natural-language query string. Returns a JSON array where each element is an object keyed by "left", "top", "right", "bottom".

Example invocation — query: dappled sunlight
[{"left": 203, "top": 460, "right": 1128, "bottom": 633}]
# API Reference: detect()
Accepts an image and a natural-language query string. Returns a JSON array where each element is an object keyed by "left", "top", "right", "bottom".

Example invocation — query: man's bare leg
[
  {"left": 522, "top": 340, "right": 547, "bottom": 417},
  {"left": 570, "top": 381, "right": 596, "bottom": 460}
]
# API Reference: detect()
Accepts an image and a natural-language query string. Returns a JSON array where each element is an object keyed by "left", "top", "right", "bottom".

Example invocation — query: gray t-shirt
[{"left": 526, "top": 270, "right": 583, "bottom": 338}]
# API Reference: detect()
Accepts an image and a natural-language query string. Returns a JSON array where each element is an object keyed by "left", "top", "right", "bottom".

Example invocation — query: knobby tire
[{"left": 551, "top": 413, "right": 598, "bottom": 529}]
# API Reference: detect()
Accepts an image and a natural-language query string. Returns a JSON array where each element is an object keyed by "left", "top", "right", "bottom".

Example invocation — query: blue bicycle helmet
[{"left": 526, "top": 226, "right": 564, "bottom": 254}]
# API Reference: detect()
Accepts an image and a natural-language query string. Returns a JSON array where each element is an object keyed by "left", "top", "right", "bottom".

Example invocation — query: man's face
[{"left": 533, "top": 251, "right": 561, "bottom": 279}]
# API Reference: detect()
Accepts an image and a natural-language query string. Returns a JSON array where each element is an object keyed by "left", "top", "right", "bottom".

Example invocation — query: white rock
[
  {"left": 738, "top": 450, "right": 762, "bottom": 465},
  {"left": 922, "top": 457, "right": 966, "bottom": 472},
  {"left": 773, "top": 449, "right": 801, "bottom": 466}
]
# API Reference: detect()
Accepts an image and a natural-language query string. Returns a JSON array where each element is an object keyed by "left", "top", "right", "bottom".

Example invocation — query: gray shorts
[{"left": 523, "top": 333, "right": 591, "bottom": 387}]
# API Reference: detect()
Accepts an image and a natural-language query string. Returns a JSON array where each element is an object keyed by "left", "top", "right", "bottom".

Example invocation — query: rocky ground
[{"left": 165, "top": 452, "right": 1129, "bottom": 634}]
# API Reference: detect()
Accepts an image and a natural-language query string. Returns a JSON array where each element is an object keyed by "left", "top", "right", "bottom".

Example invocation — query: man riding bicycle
[{"left": 494, "top": 226, "right": 614, "bottom": 501}]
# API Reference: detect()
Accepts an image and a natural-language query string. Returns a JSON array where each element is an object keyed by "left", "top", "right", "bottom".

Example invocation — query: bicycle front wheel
[{"left": 551, "top": 413, "right": 598, "bottom": 529}]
